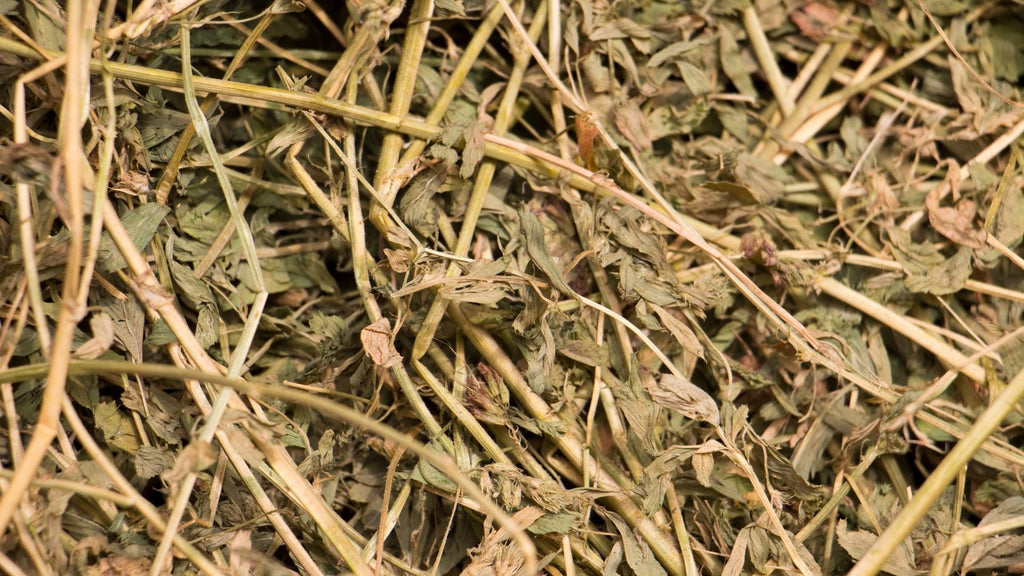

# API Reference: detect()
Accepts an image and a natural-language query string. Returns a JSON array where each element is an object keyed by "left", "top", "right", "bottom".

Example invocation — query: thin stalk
[
  {"left": 849, "top": 362, "right": 1024, "bottom": 576},
  {"left": 816, "top": 278, "right": 985, "bottom": 384},
  {"left": 0, "top": 359, "right": 540, "bottom": 576},
  {"left": 810, "top": 3, "right": 991, "bottom": 118},
  {"left": 100, "top": 200, "right": 337, "bottom": 576},
  {"left": 409, "top": 0, "right": 547, "bottom": 361},
  {"left": 0, "top": 0, "right": 94, "bottom": 536},
  {"left": 371, "top": 0, "right": 434, "bottom": 209},
  {"left": 155, "top": 7, "right": 278, "bottom": 203},
  {"left": 59, "top": 396, "right": 225, "bottom": 575},
  {"left": 13, "top": 57, "right": 65, "bottom": 358},
  {"left": 743, "top": 6, "right": 794, "bottom": 116},
  {"left": 449, "top": 303, "right": 686, "bottom": 576},
  {"left": 370, "top": 0, "right": 506, "bottom": 229},
  {"left": 150, "top": 24, "right": 270, "bottom": 575}
]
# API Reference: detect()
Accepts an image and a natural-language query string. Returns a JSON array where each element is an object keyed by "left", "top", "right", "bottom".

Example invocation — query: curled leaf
[
  {"left": 644, "top": 374, "right": 720, "bottom": 426},
  {"left": 360, "top": 318, "right": 403, "bottom": 368}
]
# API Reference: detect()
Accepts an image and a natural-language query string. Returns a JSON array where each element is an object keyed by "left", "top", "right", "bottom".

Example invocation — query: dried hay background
[{"left": 0, "top": 0, "right": 1023, "bottom": 575}]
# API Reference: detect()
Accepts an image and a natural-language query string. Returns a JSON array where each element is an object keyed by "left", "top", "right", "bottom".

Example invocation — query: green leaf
[
  {"left": 836, "top": 519, "right": 917, "bottom": 576},
  {"left": 98, "top": 203, "right": 170, "bottom": 271},
  {"left": 719, "top": 26, "right": 756, "bottom": 98},
  {"left": 521, "top": 208, "right": 574, "bottom": 296},
  {"left": 134, "top": 446, "right": 175, "bottom": 480},
  {"left": 677, "top": 61, "right": 712, "bottom": 96},
  {"left": 903, "top": 246, "right": 973, "bottom": 295},
  {"left": 527, "top": 512, "right": 576, "bottom": 535},
  {"left": 95, "top": 401, "right": 140, "bottom": 454},
  {"left": 923, "top": 0, "right": 968, "bottom": 16},
  {"left": 607, "top": 513, "right": 668, "bottom": 576}
]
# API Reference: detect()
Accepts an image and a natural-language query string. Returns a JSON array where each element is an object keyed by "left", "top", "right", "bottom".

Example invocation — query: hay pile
[{"left": 1, "top": 1, "right": 1023, "bottom": 574}]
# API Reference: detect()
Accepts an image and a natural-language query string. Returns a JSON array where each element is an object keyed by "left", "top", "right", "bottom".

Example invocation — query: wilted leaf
[
  {"left": 360, "top": 318, "right": 402, "bottom": 368},
  {"left": 94, "top": 402, "right": 140, "bottom": 454},
  {"left": 644, "top": 374, "right": 720, "bottom": 426},
  {"left": 963, "top": 497, "right": 1024, "bottom": 572},
  {"left": 74, "top": 312, "right": 115, "bottom": 359},
  {"left": 903, "top": 246, "right": 973, "bottom": 295},
  {"left": 162, "top": 441, "right": 217, "bottom": 486},
  {"left": 836, "top": 519, "right": 917, "bottom": 576},
  {"left": 607, "top": 513, "right": 668, "bottom": 576}
]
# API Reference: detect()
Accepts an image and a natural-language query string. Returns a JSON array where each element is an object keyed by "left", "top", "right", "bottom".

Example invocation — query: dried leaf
[
  {"left": 791, "top": 1, "right": 840, "bottom": 41},
  {"left": 527, "top": 511, "right": 576, "bottom": 535},
  {"left": 439, "top": 281, "right": 509, "bottom": 305},
  {"left": 677, "top": 61, "right": 712, "bottom": 96},
  {"left": 521, "top": 208, "right": 574, "bottom": 296},
  {"left": 265, "top": 119, "right": 315, "bottom": 158},
  {"left": 74, "top": 312, "right": 115, "bottom": 359},
  {"left": 94, "top": 401, "right": 140, "bottom": 454},
  {"left": 555, "top": 339, "right": 607, "bottom": 367},
  {"left": 836, "top": 519, "right": 917, "bottom": 576},
  {"left": 644, "top": 374, "right": 720, "bottom": 426},
  {"left": 903, "top": 246, "right": 973, "bottom": 295},
  {"left": 963, "top": 497, "right": 1024, "bottom": 571},
  {"left": 719, "top": 26, "right": 756, "bottom": 98},
  {"left": 162, "top": 441, "right": 217, "bottom": 486},
  {"left": 98, "top": 203, "right": 170, "bottom": 271},
  {"left": 722, "top": 525, "right": 750, "bottom": 576},
  {"left": 435, "top": 0, "right": 465, "bottom": 16},
  {"left": 692, "top": 451, "right": 714, "bottom": 487},
  {"left": 576, "top": 111, "right": 600, "bottom": 170},
  {"left": 650, "top": 303, "right": 705, "bottom": 360},
  {"left": 105, "top": 296, "right": 145, "bottom": 363},
  {"left": 134, "top": 445, "right": 175, "bottom": 480},
  {"left": 460, "top": 120, "right": 489, "bottom": 179},
  {"left": 360, "top": 318, "right": 402, "bottom": 368},
  {"left": 607, "top": 513, "right": 668, "bottom": 576},
  {"left": 612, "top": 99, "right": 651, "bottom": 152},
  {"left": 925, "top": 173, "right": 986, "bottom": 248}
]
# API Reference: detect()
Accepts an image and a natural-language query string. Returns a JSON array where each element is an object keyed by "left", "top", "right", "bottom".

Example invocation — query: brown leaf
[
  {"left": 612, "top": 99, "right": 651, "bottom": 152},
  {"left": 360, "top": 318, "right": 403, "bottom": 368},
  {"left": 791, "top": 2, "right": 840, "bottom": 42},
  {"left": 925, "top": 169, "right": 987, "bottom": 248},
  {"left": 692, "top": 451, "right": 714, "bottom": 487},
  {"left": 575, "top": 111, "right": 600, "bottom": 170},
  {"left": 74, "top": 312, "right": 115, "bottom": 359},
  {"left": 162, "top": 441, "right": 217, "bottom": 485}
]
